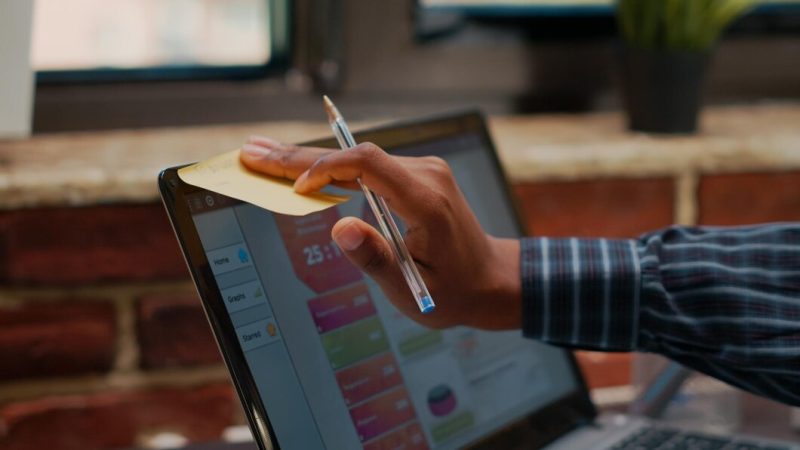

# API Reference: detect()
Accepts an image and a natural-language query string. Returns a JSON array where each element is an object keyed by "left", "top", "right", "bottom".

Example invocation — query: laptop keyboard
[{"left": 610, "top": 426, "right": 792, "bottom": 450}]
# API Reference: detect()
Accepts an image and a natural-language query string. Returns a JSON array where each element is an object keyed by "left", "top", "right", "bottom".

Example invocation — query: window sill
[{"left": 1, "top": 102, "right": 799, "bottom": 210}]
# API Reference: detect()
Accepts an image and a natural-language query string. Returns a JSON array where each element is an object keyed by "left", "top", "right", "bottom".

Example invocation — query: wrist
[{"left": 476, "top": 237, "right": 522, "bottom": 330}]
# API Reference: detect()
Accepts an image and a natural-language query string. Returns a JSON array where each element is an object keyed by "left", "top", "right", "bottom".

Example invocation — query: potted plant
[{"left": 616, "top": 0, "right": 757, "bottom": 134}]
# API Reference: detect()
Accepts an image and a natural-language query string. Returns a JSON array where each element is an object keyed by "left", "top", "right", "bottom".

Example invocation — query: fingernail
[
  {"left": 241, "top": 144, "right": 269, "bottom": 157},
  {"left": 333, "top": 222, "right": 365, "bottom": 251},
  {"left": 293, "top": 171, "right": 309, "bottom": 192},
  {"left": 247, "top": 135, "right": 280, "bottom": 147}
]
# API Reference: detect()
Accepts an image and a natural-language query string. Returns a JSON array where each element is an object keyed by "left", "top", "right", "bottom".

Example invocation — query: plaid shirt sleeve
[{"left": 520, "top": 222, "right": 800, "bottom": 407}]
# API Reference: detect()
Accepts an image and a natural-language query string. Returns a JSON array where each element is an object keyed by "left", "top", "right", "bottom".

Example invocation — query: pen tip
[{"left": 322, "top": 95, "right": 339, "bottom": 122}]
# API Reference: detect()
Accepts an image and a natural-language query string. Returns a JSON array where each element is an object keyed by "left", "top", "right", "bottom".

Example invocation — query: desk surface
[{"left": 137, "top": 392, "right": 798, "bottom": 450}]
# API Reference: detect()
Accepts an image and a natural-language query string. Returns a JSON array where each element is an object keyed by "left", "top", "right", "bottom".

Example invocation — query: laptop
[{"left": 159, "top": 111, "right": 798, "bottom": 450}]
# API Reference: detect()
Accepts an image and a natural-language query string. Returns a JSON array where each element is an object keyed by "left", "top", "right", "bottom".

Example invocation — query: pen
[{"left": 323, "top": 95, "right": 435, "bottom": 314}]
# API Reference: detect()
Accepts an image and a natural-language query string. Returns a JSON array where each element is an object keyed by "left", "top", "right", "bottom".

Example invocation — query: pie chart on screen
[{"left": 427, "top": 384, "right": 457, "bottom": 417}]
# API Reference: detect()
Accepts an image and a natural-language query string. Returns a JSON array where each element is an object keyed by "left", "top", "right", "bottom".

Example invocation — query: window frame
[{"left": 35, "top": 0, "right": 292, "bottom": 84}]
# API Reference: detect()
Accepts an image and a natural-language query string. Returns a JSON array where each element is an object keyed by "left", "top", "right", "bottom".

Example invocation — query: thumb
[{"left": 332, "top": 217, "right": 412, "bottom": 310}]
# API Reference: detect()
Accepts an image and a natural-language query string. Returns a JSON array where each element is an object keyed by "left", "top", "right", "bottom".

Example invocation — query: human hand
[{"left": 241, "top": 137, "right": 521, "bottom": 330}]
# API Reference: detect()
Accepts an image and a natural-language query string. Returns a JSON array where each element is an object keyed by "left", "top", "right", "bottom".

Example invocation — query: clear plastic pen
[{"left": 322, "top": 96, "right": 435, "bottom": 314}]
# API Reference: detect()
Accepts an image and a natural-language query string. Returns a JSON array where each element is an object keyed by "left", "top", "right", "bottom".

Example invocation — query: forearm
[{"left": 520, "top": 223, "right": 800, "bottom": 406}]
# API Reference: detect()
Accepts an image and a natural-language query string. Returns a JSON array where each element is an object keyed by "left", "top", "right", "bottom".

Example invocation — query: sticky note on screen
[{"left": 178, "top": 150, "right": 349, "bottom": 216}]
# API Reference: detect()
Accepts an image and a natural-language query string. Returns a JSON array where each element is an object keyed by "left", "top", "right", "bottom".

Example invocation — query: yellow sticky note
[{"left": 178, "top": 149, "right": 348, "bottom": 216}]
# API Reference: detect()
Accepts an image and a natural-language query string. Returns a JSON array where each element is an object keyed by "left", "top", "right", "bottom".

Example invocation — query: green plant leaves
[{"left": 616, "top": 0, "right": 758, "bottom": 51}]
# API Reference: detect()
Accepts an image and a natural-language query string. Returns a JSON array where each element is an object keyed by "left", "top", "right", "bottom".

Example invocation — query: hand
[{"left": 241, "top": 136, "right": 521, "bottom": 330}]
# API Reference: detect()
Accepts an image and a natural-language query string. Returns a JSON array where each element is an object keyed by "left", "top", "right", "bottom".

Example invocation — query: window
[
  {"left": 419, "top": 0, "right": 800, "bottom": 16},
  {"left": 415, "top": 0, "right": 800, "bottom": 41},
  {"left": 32, "top": 0, "right": 290, "bottom": 83}
]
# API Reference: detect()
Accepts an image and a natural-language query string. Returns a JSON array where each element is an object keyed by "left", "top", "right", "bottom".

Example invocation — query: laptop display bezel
[{"left": 158, "top": 110, "right": 597, "bottom": 450}]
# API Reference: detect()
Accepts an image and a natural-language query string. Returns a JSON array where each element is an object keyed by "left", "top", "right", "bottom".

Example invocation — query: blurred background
[
  {"left": 25, "top": 0, "right": 800, "bottom": 130},
  {"left": 1, "top": 0, "right": 800, "bottom": 449}
]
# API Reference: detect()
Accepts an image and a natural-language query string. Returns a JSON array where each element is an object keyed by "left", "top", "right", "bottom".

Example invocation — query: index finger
[
  {"left": 294, "top": 142, "right": 433, "bottom": 221},
  {"left": 240, "top": 139, "right": 337, "bottom": 180}
]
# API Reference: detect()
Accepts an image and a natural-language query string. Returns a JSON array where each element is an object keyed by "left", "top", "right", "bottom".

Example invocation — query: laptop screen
[{"left": 185, "top": 131, "right": 580, "bottom": 449}]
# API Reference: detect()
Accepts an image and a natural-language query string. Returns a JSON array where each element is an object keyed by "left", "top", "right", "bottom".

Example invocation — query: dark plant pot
[{"left": 618, "top": 46, "right": 710, "bottom": 134}]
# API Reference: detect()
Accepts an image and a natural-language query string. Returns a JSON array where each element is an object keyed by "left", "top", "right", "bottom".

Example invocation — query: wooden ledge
[{"left": 1, "top": 103, "right": 799, "bottom": 210}]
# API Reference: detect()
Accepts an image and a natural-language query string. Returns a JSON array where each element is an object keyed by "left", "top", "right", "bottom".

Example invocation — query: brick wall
[
  {"left": 0, "top": 205, "right": 236, "bottom": 450},
  {"left": 1, "top": 170, "right": 798, "bottom": 449}
]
